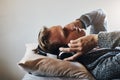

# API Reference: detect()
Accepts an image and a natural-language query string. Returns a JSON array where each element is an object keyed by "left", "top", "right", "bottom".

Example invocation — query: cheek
[
  {"left": 66, "top": 33, "right": 79, "bottom": 43},
  {"left": 66, "top": 31, "right": 86, "bottom": 43}
]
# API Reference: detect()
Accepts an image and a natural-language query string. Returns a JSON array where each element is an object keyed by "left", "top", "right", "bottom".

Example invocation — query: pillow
[{"left": 18, "top": 43, "right": 95, "bottom": 79}]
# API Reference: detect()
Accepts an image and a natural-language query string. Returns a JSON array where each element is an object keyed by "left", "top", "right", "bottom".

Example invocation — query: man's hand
[{"left": 59, "top": 34, "right": 98, "bottom": 61}]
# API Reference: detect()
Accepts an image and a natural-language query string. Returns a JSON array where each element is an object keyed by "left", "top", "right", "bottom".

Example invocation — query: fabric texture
[
  {"left": 91, "top": 31, "right": 120, "bottom": 80},
  {"left": 78, "top": 9, "right": 120, "bottom": 79},
  {"left": 22, "top": 73, "right": 84, "bottom": 80},
  {"left": 89, "top": 50, "right": 120, "bottom": 80},
  {"left": 76, "top": 31, "right": 120, "bottom": 80},
  {"left": 98, "top": 31, "right": 120, "bottom": 48},
  {"left": 85, "top": 31, "right": 120, "bottom": 80},
  {"left": 79, "top": 9, "right": 107, "bottom": 34},
  {"left": 18, "top": 43, "right": 95, "bottom": 80}
]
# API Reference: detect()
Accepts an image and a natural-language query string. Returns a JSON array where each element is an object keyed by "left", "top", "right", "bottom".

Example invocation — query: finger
[
  {"left": 59, "top": 47, "right": 72, "bottom": 52},
  {"left": 68, "top": 43, "right": 81, "bottom": 48},
  {"left": 59, "top": 47, "right": 82, "bottom": 52},
  {"left": 64, "top": 52, "right": 83, "bottom": 61},
  {"left": 70, "top": 38, "right": 80, "bottom": 44},
  {"left": 64, "top": 56, "right": 75, "bottom": 61},
  {"left": 72, "top": 52, "right": 83, "bottom": 59}
]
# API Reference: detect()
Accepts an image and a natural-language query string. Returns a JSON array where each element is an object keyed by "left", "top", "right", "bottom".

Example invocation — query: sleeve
[
  {"left": 98, "top": 31, "right": 120, "bottom": 48},
  {"left": 78, "top": 9, "right": 107, "bottom": 34}
]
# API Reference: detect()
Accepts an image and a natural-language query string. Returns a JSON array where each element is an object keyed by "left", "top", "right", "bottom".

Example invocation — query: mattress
[{"left": 22, "top": 73, "right": 82, "bottom": 80}]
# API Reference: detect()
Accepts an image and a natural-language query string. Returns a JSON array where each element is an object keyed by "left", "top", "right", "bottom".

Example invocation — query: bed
[{"left": 22, "top": 73, "right": 82, "bottom": 80}]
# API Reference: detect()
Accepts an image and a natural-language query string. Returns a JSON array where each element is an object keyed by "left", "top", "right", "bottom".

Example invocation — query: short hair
[
  {"left": 38, "top": 26, "right": 50, "bottom": 52},
  {"left": 38, "top": 26, "right": 67, "bottom": 55}
]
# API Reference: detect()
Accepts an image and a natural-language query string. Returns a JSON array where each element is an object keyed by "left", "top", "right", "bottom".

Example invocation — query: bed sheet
[{"left": 22, "top": 73, "right": 82, "bottom": 80}]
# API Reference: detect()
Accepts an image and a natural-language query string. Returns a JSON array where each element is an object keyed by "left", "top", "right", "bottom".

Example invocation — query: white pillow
[{"left": 18, "top": 43, "right": 95, "bottom": 79}]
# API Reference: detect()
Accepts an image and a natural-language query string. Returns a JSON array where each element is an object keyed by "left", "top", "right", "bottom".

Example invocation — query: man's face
[{"left": 48, "top": 25, "right": 86, "bottom": 45}]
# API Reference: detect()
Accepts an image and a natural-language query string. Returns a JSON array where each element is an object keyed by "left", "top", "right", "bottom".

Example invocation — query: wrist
[
  {"left": 92, "top": 34, "right": 98, "bottom": 46},
  {"left": 75, "top": 19, "right": 85, "bottom": 29},
  {"left": 74, "top": 19, "right": 84, "bottom": 29}
]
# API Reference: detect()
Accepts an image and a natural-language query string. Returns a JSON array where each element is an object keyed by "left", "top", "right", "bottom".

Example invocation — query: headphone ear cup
[
  {"left": 37, "top": 45, "right": 47, "bottom": 56},
  {"left": 58, "top": 52, "right": 74, "bottom": 60}
]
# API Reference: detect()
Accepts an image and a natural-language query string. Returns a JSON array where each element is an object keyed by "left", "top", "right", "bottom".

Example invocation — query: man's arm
[
  {"left": 98, "top": 31, "right": 120, "bottom": 48},
  {"left": 77, "top": 9, "right": 107, "bottom": 34}
]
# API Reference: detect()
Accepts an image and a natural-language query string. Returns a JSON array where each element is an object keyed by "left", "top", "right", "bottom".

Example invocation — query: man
[
  {"left": 37, "top": 9, "right": 107, "bottom": 56},
  {"left": 35, "top": 9, "right": 120, "bottom": 79}
]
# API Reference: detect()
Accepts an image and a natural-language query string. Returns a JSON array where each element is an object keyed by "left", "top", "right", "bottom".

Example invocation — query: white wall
[{"left": 0, "top": 0, "right": 120, "bottom": 80}]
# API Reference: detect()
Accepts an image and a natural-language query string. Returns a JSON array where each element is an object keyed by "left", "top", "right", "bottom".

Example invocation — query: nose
[{"left": 64, "top": 24, "right": 75, "bottom": 31}]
